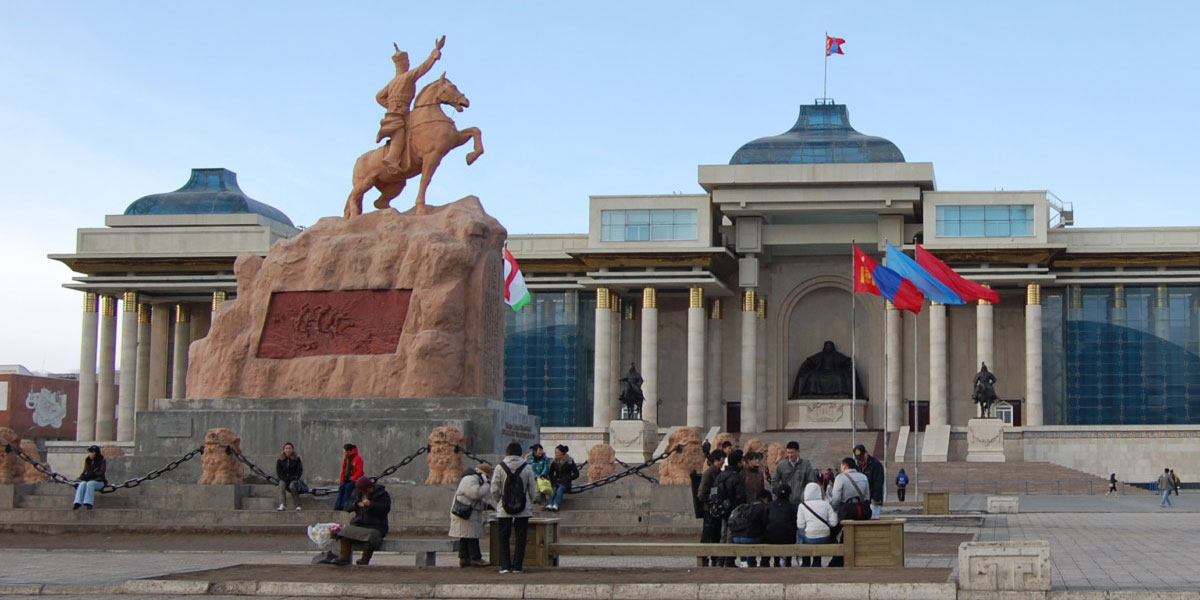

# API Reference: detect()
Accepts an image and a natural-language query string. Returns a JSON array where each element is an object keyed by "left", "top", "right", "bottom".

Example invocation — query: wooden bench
[{"left": 378, "top": 538, "right": 457, "bottom": 567}]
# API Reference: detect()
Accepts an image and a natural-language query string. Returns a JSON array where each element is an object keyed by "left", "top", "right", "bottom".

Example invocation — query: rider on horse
[{"left": 376, "top": 37, "right": 445, "bottom": 176}]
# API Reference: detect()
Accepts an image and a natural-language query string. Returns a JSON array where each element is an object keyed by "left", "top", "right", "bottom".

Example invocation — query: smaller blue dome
[
  {"left": 124, "top": 168, "right": 294, "bottom": 227},
  {"left": 730, "top": 102, "right": 905, "bottom": 165}
]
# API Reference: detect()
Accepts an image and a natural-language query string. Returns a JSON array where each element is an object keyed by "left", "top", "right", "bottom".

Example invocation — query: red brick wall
[{"left": 0, "top": 374, "right": 79, "bottom": 439}]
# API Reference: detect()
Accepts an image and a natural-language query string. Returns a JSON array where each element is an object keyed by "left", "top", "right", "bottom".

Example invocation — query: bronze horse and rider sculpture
[{"left": 344, "top": 37, "right": 484, "bottom": 218}]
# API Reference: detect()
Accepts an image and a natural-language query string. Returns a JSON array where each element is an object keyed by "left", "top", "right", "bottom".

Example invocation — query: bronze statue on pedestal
[{"left": 973, "top": 362, "right": 999, "bottom": 417}]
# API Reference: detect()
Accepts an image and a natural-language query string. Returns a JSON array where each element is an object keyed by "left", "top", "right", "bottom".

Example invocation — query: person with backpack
[
  {"left": 830, "top": 457, "right": 872, "bottom": 520},
  {"left": 854, "top": 444, "right": 886, "bottom": 518},
  {"left": 696, "top": 449, "right": 726, "bottom": 567},
  {"left": 712, "top": 449, "right": 747, "bottom": 567},
  {"left": 449, "top": 462, "right": 493, "bottom": 568},
  {"left": 490, "top": 442, "right": 538, "bottom": 573},
  {"left": 795, "top": 482, "right": 838, "bottom": 567},
  {"left": 728, "top": 489, "right": 771, "bottom": 567},
  {"left": 545, "top": 444, "right": 579, "bottom": 512},
  {"left": 763, "top": 483, "right": 798, "bottom": 567},
  {"left": 895, "top": 468, "right": 909, "bottom": 502}
]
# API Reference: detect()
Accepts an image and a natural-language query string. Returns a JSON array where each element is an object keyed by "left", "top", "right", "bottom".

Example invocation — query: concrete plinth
[
  {"left": 608, "top": 419, "right": 657, "bottom": 463},
  {"left": 987, "top": 496, "right": 1020, "bottom": 513},
  {"left": 966, "top": 418, "right": 1006, "bottom": 462},
  {"left": 958, "top": 540, "right": 1051, "bottom": 592},
  {"left": 921, "top": 424, "right": 951, "bottom": 462},
  {"left": 784, "top": 399, "right": 867, "bottom": 430}
]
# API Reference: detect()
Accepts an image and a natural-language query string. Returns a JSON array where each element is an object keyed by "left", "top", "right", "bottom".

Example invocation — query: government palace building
[{"left": 54, "top": 100, "right": 1200, "bottom": 481}]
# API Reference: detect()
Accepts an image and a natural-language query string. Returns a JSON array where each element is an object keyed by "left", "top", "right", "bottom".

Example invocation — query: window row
[{"left": 601, "top": 209, "right": 697, "bottom": 242}]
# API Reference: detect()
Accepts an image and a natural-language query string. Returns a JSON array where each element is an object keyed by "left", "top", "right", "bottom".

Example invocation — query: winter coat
[
  {"left": 276, "top": 455, "right": 303, "bottom": 483},
  {"left": 742, "top": 466, "right": 767, "bottom": 505},
  {"left": 895, "top": 471, "right": 908, "bottom": 488},
  {"left": 829, "top": 469, "right": 870, "bottom": 511},
  {"left": 527, "top": 454, "right": 551, "bottom": 479},
  {"left": 79, "top": 456, "right": 106, "bottom": 483},
  {"left": 730, "top": 501, "right": 769, "bottom": 539},
  {"left": 796, "top": 482, "right": 839, "bottom": 538},
  {"left": 714, "top": 466, "right": 747, "bottom": 514},
  {"left": 773, "top": 457, "right": 813, "bottom": 496},
  {"left": 449, "top": 467, "right": 491, "bottom": 539},
  {"left": 339, "top": 449, "right": 364, "bottom": 484},
  {"left": 697, "top": 465, "right": 721, "bottom": 509},
  {"left": 856, "top": 455, "right": 886, "bottom": 504},
  {"left": 345, "top": 483, "right": 391, "bottom": 537},
  {"left": 763, "top": 497, "right": 798, "bottom": 544},
  {"left": 490, "top": 455, "right": 539, "bottom": 518},
  {"left": 548, "top": 455, "right": 579, "bottom": 490}
]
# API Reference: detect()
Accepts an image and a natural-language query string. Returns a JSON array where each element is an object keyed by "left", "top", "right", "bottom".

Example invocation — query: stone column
[
  {"left": 148, "top": 303, "right": 170, "bottom": 402},
  {"left": 929, "top": 301, "right": 948, "bottom": 426},
  {"left": 641, "top": 287, "right": 659, "bottom": 425},
  {"left": 621, "top": 302, "right": 636, "bottom": 378},
  {"left": 885, "top": 301, "right": 902, "bottom": 433},
  {"left": 116, "top": 291, "right": 138, "bottom": 441},
  {"left": 610, "top": 297, "right": 621, "bottom": 410},
  {"left": 686, "top": 286, "right": 706, "bottom": 427},
  {"left": 190, "top": 302, "right": 211, "bottom": 342},
  {"left": 976, "top": 289, "right": 994, "bottom": 418},
  {"left": 212, "top": 290, "right": 227, "bottom": 312},
  {"left": 1025, "top": 284, "right": 1043, "bottom": 427},
  {"left": 755, "top": 296, "right": 768, "bottom": 431},
  {"left": 171, "top": 303, "right": 191, "bottom": 400},
  {"left": 76, "top": 292, "right": 98, "bottom": 441},
  {"left": 592, "top": 288, "right": 612, "bottom": 426},
  {"left": 95, "top": 295, "right": 117, "bottom": 441},
  {"left": 134, "top": 304, "right": 151, "bottom": 416},
  {"left": 705, "top": 299, "right": 724, "bottom": 429},
  {"left": 740, "top": 290, "right": 758, "bottom": 433}
]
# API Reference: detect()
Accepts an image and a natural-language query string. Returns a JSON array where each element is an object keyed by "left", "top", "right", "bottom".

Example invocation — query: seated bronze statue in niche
[{"left": 790, "top": 340, "right": 867, "bottom": 400}]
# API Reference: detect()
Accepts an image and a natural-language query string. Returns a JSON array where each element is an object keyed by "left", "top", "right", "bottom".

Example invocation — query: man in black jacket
[
  {"left": 713, "top": 450, "right": 747, "bottom": 567},
  {"left": 696, "top": 449, "right": 726, "bottom": 566},
  {"left": 333, "top": 476, "right": 392, "bottom": 565},
  {"left": 853, "top": 444, "right": 885, "bottom": 518}
]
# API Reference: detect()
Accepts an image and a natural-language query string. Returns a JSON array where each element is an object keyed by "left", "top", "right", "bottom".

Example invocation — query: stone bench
[{"left": 377, "top": 538, "right": 457, "bottom": 567}]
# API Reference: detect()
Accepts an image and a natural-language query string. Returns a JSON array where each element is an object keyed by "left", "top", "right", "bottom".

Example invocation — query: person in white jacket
[{"left": 795, "top": 482, "right": 838, "bottom": 567}]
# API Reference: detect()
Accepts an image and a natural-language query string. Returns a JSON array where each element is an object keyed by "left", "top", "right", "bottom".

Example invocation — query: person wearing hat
[
  {"left": 450, "top": 462, "right": 493, "bottom": 567},
  {"left": 72, "top": 445, "right": 106, "bottom": 509},
  {"left": 853, "top": 444, "right": 885, "bottom": 518},
  {"left": 333, "top": 476, "right": 391, "bottom": 565}
]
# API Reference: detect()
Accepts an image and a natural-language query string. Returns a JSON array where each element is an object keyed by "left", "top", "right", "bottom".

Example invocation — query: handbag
[
  {"left": 451, "top": 499, "right": 474, "bottom": 520},
  {"left": 293, "top": 480, "right": 310, "bottom": 494},
  {"left": 537, "top": 477, "right": 552, "bottom": 496}
]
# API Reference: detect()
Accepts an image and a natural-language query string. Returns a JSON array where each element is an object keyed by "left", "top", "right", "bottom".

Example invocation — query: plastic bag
[
  {"left": 537, "top": 477, "right": 552, "bottom": 496},
  {"left": 306, "top": 522, "right": 343, "bottom": 550}
]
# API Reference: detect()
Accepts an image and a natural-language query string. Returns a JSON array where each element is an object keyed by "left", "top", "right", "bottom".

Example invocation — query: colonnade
[{"left": 76, "top": 290, "right": 226, "bottom": 442}]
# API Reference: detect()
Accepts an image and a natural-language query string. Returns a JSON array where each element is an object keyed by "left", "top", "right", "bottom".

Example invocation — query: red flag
[
  {"left": 853, "top": 246, "right": 881, "bottom": 295},
  {"left": 854, "top": 247, "right": 925, "bottom": 314},
  {"left": 915, "top": 244, "right": 1001, "bottom": 304},
  {"left": 826, "top": 35, "right": 845, "bottom": 56}
]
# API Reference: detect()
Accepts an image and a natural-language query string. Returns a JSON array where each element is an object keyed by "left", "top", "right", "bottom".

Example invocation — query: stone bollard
[
  {"left": 657, "top": 427, "right": 704, "bottom": 485},
  {"left": 0, "top": 428, "right": 26, "bottom": 484},
  {"left": 426, "top": 426, "right": 466, "bottom": 485},
  {"left": 987, "top": 496, "right": 1020, "bottom": 514},
  {"left": 586, "top": 443, "right": 616, "bottom": 482},
  {"left": 197, "top": 428, "right": 244, "bottom": 485},
  {"left": 19, "top": 440, "right": 48, "bottom": 483},
  {"left": 958, "top": 540, "right": 1051, "bottom": 594}
]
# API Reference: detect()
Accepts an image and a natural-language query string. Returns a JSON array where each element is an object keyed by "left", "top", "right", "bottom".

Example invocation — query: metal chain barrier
[
  {"left": 4, "top": 443, "right": 203, "bottom": 494},
  {"left": 568, "top": 444, "right": 681, "bottom": 494},
  {"left": 230, "top": 445, "right": 429, "bottom": 497},
  {"left": 614, "top": 457, "right": 659, "bottom": 484}
]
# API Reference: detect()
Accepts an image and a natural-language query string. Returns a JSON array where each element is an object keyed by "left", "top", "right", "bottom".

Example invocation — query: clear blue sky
[{"left": 3, "top": 2, "right": 1199, "bottom": 372}]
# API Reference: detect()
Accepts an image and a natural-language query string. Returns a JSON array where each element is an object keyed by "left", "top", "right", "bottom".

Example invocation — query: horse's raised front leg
[
  {"left": 373, "top": 180, "right": 406, "bottom": 211},
  {"left": 344, "top": 182, "right": 369, "bottom": 219},
  {"left": 414, "top": 153, "right": 445, "bottom": 208},
  {"left": 458, "top": 127, "right": 484, "bottom": 165}
]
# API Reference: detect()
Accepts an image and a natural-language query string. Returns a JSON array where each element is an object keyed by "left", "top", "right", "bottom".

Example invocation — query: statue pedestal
[
  {"left": 784, "top": 399, "right": 867, "bottom": 430},
  {"left": 966, "top": 418, "right": 1006, "bottom": 462},
  {"left": 608, "top": 419, "right": 657, "bottom": 463}
]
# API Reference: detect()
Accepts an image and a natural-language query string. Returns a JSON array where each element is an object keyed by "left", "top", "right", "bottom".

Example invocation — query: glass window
[
  {"left": 599, "top": 209, "right": 697, "bottom": 242},
  {"left": 935, "top": 204, "right": 1035, "bottom": 238}
]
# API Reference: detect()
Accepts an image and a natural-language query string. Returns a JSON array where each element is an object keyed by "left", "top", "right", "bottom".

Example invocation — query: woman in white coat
[
  {"left": 449, "top": 462, "right": 493, "bottom": 567},
  {"left": 795, "top": 482, "right": 839, "bottom": 567}
]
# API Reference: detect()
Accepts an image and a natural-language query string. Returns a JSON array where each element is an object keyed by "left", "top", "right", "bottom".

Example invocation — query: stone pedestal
[
  {"left": 784, "top": 399, "right": 867, "bottom": 430},
  {"left": 921, "top": 424, "right": 951, "bottom": 462},
  {"left": 987, "top": 496, "right": 1020, "bottom": 513},
  {"left": 966, "top": 418, "right": 1006, "bottom": 463},
  {"left": 608, "top": 419, "right": 658, "bottom": 463},
  {"left": 958, "top": 540, "right": 1051, "bottom": 592}
]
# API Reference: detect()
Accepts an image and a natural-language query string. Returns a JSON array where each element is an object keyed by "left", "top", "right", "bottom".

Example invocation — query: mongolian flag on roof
[
  {"left": 915, "top": 244, "right": 1001, "bottom": 304},
  {"left": 826, "top": 35, "right": 846, "bottom": 56},
  {"left": 854, "top": 246, "right": 924, "bottom": 314}
]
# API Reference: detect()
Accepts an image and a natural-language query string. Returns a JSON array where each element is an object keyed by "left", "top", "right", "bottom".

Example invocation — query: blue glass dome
[
  {"left": 730, "top": 102, "right": 905, "bottom": 165},
  {"left": 123, "top": 168, "right": 294, "bottom": 227}
]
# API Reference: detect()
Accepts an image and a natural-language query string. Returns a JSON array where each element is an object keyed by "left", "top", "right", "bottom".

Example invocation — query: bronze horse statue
[{"left": 343, "top": 73, "right": 484, "bottom": 218}]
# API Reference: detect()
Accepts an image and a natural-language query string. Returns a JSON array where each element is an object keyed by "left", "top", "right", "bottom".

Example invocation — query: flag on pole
[
  {"left": 854, "top": 246, "right": 925, "bottom": 314},
  {"left": 826, "top": 35, "right": 846, "bottom": 56},
  {"left": 884, "top": 242, "right": 966, "bottom": 305},
  {"left": 915, "top": 244, "right": 1001, "bottom": 304},
  {"left": 503, "top": 247, "right": 531, "bottom": 311}
]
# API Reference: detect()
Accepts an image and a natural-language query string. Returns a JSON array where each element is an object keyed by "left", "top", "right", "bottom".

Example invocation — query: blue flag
[{"left": 884, "top": 243, "right": 965, "bottom": 305}]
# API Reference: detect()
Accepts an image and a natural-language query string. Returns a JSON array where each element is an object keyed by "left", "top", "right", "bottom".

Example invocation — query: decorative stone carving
[
  {"left": 426, "top": 426, "right": 466, "bottom": 485},
  {"left": 986, "top": 496, "right": 1020, "bottom": 514},
  {"left": 958, "top": 541, "right": 1051, "bottom": 592},
  {"left": 784, "top": 399, "right": 867, "bottom": 430},
  {"left": 198, "top": 428, "right": 244, "bottom": 485},
  {"left": 586, "top": 444, "right": 616, "bottom": 482},
  {"left": 657, "top": 427, "right": 704, "bottom": 485},
  {"left": 966, "top": 418, "right": 1006, "bottom": 463},
  {"left": 19, "top": 440, "right": 48, "bottom": 483},
  {"left": 187, "top": 197, "right": 506, "bottom": 400},
  {"left": 609, "top": 419, "right": 657, "bottom": 464},
  {"left": 0, "top": 428, "right": 26, "bottom": 484}
]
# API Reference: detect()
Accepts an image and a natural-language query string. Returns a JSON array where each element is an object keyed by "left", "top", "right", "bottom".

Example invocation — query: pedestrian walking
[
  {"left": 1158, "top": 468, "right": 1174, "bottom": 508},
  {"left": 1171, "top": 469, "right": 1181, "bottom": 496},
  {"left": 895, "top": 468, "right": 909, "bottom": 502},
  {"left": 1106, "top": 473, "right": 1117, "bottom": 497}
]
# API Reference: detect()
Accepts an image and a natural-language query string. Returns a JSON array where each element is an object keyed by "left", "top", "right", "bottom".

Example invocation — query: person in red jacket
[{"left": 334, "top": 444, "right": 365, "bottom": 510}]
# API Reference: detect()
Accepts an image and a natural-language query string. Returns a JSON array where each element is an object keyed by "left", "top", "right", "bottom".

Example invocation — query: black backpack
[
  {"left": 707, "top": 473, "right": 736, "bottom": 520},
  {"left": 726, "top": 503, "right": 754, "bottom": 535},
  {"left": 499, "top": 462, "right": 528, "bottom": 515}
]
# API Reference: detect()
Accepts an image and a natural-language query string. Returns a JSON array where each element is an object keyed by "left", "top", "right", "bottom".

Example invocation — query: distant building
[{"left": 0, "top": 365, "right": 78, "bottom": 439}]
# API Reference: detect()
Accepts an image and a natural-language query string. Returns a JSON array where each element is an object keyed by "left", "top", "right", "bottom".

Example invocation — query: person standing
[
  {"left": 546, "top": 444, "right": 579, "bottom": 512},
  {"left": 764, "top": 483, "right": 798, "bottom": 567},
  {"left": 895, "top": 468, "right": 909, "bottom": 502},
  {"left": 491, "top": 442, "right": 538, "bottom": 574},
  {"left": 334, "top": 444, "right": 364, "bottom": 511},
  {"left": 772, "top": 441, "right": 814, "bottom": 497},
  {"left": 796, "top": 482, "right": 838, "bottom": 567},
  {"left": 333, "top": 476, "right": 391, "bottom": 566},
  {"left": 1171, "top": 469, "right": 1181, "bottom": 496},
  {"left": 275, "top": 442, "right": 304, "bottom": 511},
  {"left": 449, "top": 462, "right": 493, "bottom": 568},
  {"left": 713, "top": 449, "right": 748, "bottom": 567},
  {"left": 72, "top": 445, "right": 106, "bottom": 510},
  {"left": 853, "top": 444, "right": 885, "bottom": 518},
  {"left": 1158, "top": 468, "right": 1174, "bottom": 508},
  {"left": 696, "top": 449, "right": 726, "bottom": 567},
  {"left": 827, "top": 457, "right": 869, "bottom": 567},
  {"left": 742, "top": 452, "right": 767, "bottom": 509},
  {"left": 1106, "top": 473, "right": 1118, "bottom": 497},
  {"left": 729, "top": 490, "right": 771, "bottom": 567}
]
